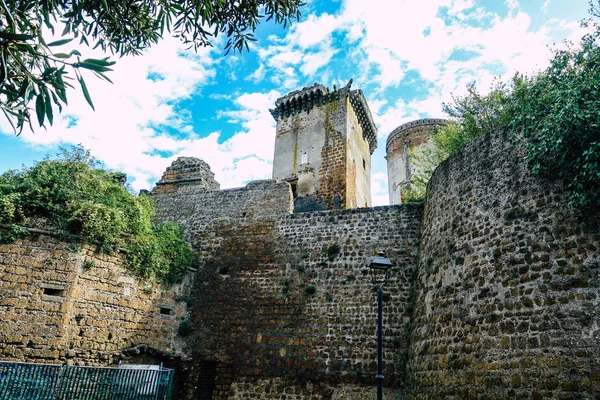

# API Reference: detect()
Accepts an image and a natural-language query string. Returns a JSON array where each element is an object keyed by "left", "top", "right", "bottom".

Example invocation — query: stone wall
[
  {"left": 153, "top": 179, "right": 293, "bottom": 246},
  {"left": 179, "top": 205, "right": 423, "bottom": 399},
  {"left": 407, "top": 128, "right": 600, "bottom": 399},
  {"left": 345, "top": 99, "right": 372, "bottom": 209},
  {"left": 0, "top": 232, "right": 190, "bottom": 366}
]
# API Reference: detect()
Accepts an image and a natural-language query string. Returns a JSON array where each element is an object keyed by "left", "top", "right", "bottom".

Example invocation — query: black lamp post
[{"left": 368, "top": 251, "right": 394, "bottom": 400}]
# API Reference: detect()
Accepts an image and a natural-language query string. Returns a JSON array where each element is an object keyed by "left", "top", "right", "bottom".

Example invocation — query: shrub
[
  {"left": 0, "top": 146, "right": 195, "bottom": 284},
  {"left": 510, "top": 23, "right": 600, "bottom": 214},
  {"left": 178, "top": 319, "right": 193, "bottom": 336},
  {"left": 326, "top": 243, "right": 341, "bottom": 261}
]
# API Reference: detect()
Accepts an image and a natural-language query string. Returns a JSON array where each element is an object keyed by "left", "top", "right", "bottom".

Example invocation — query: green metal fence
[{"left": 0, "top": 361, "right": 174, "bottom": 400}]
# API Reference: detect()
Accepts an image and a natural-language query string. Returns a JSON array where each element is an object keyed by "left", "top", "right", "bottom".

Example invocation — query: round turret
[{"left": 386, "top": 118, "right": 447, "bottom": 205}]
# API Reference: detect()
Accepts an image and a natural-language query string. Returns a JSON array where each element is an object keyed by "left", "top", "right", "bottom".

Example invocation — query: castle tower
[
  {"left": 386, "top": 118, "right": 447, "bottom": 205},
  {"left": 270, "top": 81, "right": 378, "bottom": 212}
]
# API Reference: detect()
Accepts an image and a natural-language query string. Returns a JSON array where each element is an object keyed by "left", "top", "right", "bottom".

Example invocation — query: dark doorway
[{"left": 196, "top": 361, "right": 218, "bottom": 400}]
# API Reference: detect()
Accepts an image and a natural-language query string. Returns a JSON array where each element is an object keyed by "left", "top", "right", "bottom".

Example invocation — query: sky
[{"left": 0, "top": 0, "right": 594, "bottom": 206}]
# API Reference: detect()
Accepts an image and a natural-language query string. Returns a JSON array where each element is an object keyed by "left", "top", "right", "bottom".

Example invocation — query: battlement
[
  {"left": 270, "top": 82, "right": 377, "bottom": 154},
  {"left": 385, "top": 118, "right": 448, "bottom": 151}
]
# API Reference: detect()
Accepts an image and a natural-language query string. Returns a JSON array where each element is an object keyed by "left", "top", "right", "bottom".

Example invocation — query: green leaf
[
  {"left": 47, "top": 38, "right": 74, "bottom": 47},
  {"left": 36, "top": 93, "right": 46, "bottom": 127},
  {"left": 82, "top": 58, "right": 115, "bottom": 67},
  {"left": 0, "top": 31, "right": 34, "bottom": 41},
  {"left": 53, "top": 53, "right": 72, "bottom": 59},
  {"left": 77, "top": 76, "right": 95, "bottom": 111},
  {"left": 75, "top": 61, "right": 113, "bottom": 72},
  {"left": 93, "top": 71, "right": 114, "bottom": 84},
  {"left": 43, "top": 87, "right": 53, "bottom": 126}
]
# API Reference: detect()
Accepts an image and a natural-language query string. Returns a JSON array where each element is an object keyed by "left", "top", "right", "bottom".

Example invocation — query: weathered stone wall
[
  {"left": 0, "top": 232, "right": 190, "bottom": 366},
  {"left": 271, "top": 83, "right": 377, "bottom": 212},
  {"left": 152, "top": 179, "right": 294, "bottom": 245},
  {"left": 346, "top": 100, "right": 372, "bottom": 209},
  {"left": 180, "top": 205, "right": 423, "bottom": 399},
  {"left": 153, "top": 156, "right": 220, "bottom": 194},
  {"left": 407, "top": 128, "right": 600, "bottom": 399}
]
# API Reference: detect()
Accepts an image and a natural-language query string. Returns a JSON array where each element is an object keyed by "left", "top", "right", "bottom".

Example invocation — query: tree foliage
[
  {"left": 511, "top": 22, "right": 600, "bottom": 214},
  {"left": 0, "top": 146, "right": 195, "bottom": 284},
  {"left": 0, "top": 0, "right": 304, "bottom": 132},
  {"left": 404, "top": 8, "right": 600, "bottom": 214},
  {"left": 402, "top": 81, "right": 514, "bottom": 203}
]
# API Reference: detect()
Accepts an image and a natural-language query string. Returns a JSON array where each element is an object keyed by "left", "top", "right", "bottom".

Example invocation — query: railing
[{"left": 0, "top": 361, "right": 174, "bottom": 400}]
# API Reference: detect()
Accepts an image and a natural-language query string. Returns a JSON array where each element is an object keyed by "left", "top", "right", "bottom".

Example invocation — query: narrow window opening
[
  {"left": 301, "top": 152, "right": 308, "bottom": 164},
  {"left": 363, "top": 159, "right": 366, "bottom": 170},
  {"left": 159, "top": 307, "right": 173, "bottom": 315},
  {"left": 196, "top": 361, "right": 218, "bottom": 400},
  {"left": 43, "top": 287, "right": 66, "bottom": 297},
  {"left": 289, "top": 181, "right": 298, "bottom": 198}
]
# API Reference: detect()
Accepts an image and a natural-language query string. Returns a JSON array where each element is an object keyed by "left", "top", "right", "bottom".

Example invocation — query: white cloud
[
  {"left": 542, "top": 0, "right": 551, "bottom": 13},
  {"left": 371, "top": 172, "right": 389, "bottom": 207},
  {"left": 1, "top": 0, "right": 590, "bottom": 206},
  {"left": 3, "top": 37, "right": 279, "bottom": 192}
]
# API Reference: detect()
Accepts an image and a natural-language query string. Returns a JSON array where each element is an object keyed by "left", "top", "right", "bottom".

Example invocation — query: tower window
[{"left": 363, "top": 159, "right": 366, "bottom": 170}]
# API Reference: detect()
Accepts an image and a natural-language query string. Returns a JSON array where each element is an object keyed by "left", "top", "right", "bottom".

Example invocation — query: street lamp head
[{"left": 368, "top": 251, "right": 394, "bottom": 287}]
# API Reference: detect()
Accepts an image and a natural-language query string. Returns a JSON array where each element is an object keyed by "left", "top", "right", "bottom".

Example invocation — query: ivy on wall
[{"left": 0, "top": 146, "right": 195, "bottom": 284}]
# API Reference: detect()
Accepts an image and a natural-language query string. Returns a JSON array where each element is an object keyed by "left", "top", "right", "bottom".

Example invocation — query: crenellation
[{"left": 386, "top": 118, "right": 448, "bottom": 205}]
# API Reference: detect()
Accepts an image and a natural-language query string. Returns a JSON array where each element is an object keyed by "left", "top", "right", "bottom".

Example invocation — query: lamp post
[{"left": 368, "top": 251, "right": 394, "bottom": 400}]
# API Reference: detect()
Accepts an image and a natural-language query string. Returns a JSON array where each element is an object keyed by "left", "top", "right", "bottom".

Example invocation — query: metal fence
[{"left": 0, "top": 361, "right": 174, "bottom": 400}]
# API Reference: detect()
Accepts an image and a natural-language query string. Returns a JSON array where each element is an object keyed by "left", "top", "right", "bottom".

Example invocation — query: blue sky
[{"left": 0, "top": 0, "right": 593, "bottom": 205}]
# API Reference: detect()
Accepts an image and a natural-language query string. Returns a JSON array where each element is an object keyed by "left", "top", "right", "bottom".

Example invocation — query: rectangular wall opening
[
  {"left": 195, "top": 361, "right": 218, "bottom": 400},
  {"left": 43, "top": 287, "right": 66, "bottom": 297},
  {"left": 159, "top": 307, "right": 172, "bottom": 315}
]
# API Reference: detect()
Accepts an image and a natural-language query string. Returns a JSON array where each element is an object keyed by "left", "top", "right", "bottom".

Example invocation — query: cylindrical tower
[{"left": 385, "top": 118, "right": 447, "bottom": 205}]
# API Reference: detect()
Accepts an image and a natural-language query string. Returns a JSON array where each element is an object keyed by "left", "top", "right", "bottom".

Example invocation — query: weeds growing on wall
[
  {"left": 404, "top": 8, "right": 600, "bottom": 215},
  {"left": 0, "top": 146, "right": 195, "bottom": 284}
]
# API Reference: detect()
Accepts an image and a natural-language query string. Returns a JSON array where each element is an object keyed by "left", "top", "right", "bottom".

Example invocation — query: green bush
[
  {"left": 0, "top": 146, "right": 195, "bottom": 284},
  {"left": 510, "top": 23, "right": 600, "bottom": 214},
  {"left": 178, "top": 319, "right": 193, "bottom": 336}
]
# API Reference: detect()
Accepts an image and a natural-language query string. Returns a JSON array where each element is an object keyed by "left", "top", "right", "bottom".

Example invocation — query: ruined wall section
[
  {"left": 317, "top": 96, "right": 349, "bottom": 210},
  {"left": 272, "top": 105, "right": 328, "bottom": 196},
  {"left": 0, "top": 233, "right": 190, "bottom": 365},
  {"left": 182, "top": 205, "right": 423, "bottom": 399},
  {"left": 407, "top": 128, "right": 600, "bottom": 399},
  {"left": 153, "top": 156, "right": 220, "bottom": 194}
]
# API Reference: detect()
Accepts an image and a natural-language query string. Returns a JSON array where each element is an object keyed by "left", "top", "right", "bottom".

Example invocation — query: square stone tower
[{"left": 270, "top": 81, "right": 377, "bottom": 212}]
